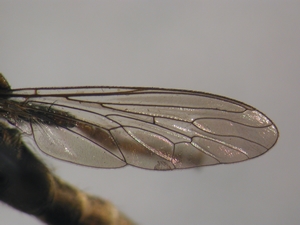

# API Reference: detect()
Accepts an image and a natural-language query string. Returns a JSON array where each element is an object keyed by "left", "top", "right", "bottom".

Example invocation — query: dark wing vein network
[{"left": 6, "top": 87, "right": 279, "bottom": 170}]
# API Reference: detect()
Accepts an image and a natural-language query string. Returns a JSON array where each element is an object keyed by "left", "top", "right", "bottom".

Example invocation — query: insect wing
[{"left": 6, "top": 87, "right": 279, "bottom": 170}]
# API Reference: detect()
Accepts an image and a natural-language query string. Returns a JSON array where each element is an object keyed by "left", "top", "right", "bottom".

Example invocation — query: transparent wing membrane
[{"left": 0, "top": 85, "right": 279, "bottom": 170}]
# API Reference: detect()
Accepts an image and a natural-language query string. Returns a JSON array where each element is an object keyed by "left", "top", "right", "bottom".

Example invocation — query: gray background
[{"left": 0, "top": 1, "right": 299, "bottom": 225}]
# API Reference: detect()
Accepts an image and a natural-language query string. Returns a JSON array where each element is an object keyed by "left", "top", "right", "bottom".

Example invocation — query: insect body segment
[
  {"left": 0, "top": 122, "right": 135, "bottom": 225},
  {"left": 0, "top": 74, "right": 278, "bottom": 170}
]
